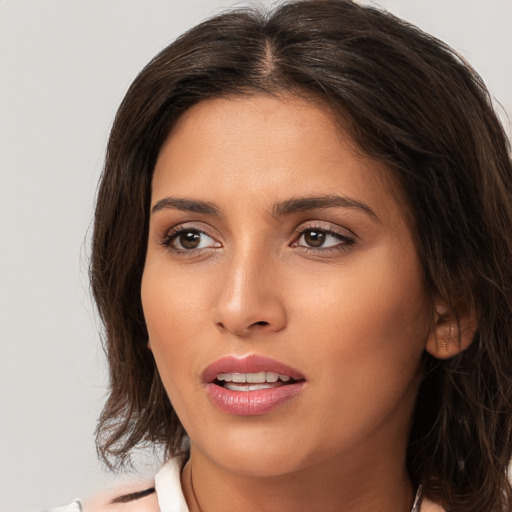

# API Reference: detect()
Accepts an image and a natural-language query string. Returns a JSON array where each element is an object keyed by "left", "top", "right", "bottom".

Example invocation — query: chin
[{"left": 190, "top": 425, "right": 322, "bottom": 479}]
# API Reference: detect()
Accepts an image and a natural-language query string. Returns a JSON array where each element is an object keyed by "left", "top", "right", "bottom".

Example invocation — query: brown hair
[{"left": 91, "top": 1, "right": 512, "bottom": 510}]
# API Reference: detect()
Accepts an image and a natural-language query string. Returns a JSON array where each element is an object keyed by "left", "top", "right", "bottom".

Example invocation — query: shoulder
[
  {"left": 47, "top": 457, "right": 186, "bottom": 512},
  {"left": 81, "top": 480, "right": 159, "bottom": 512}
]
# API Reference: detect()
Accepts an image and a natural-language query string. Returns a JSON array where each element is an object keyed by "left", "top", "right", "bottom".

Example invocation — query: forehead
[{"left": 152, "top": 94, "right": 401, "bottom": 221}]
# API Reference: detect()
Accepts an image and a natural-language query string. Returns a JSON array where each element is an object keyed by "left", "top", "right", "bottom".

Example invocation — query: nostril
[{"left": 251, "top": 321, "right": 269, "bottom": 327}]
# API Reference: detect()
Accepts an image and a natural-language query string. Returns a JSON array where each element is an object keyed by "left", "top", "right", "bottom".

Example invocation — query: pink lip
[{"left": 203, "top": 355, "right": 306, "bottom": 416}]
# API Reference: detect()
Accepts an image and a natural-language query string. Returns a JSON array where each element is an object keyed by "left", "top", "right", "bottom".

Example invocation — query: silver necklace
[{"left": 411, "top": 485, "right": 423, "bottom": 512}]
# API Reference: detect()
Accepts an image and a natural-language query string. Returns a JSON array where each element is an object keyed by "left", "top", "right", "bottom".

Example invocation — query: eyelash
[
  {"left": 290, "top": 224, "right": 356, "bottom": 253},
  {"left": 160, "top": 223, "right": 356, "bottom": 255},
  {"left": 160, "top": 225, "right": 219, "bottom": 253}
]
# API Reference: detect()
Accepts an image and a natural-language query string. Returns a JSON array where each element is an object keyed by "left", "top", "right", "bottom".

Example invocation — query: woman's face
[{"left": 142, "top": 95, "right": 432, "bottom": 477}]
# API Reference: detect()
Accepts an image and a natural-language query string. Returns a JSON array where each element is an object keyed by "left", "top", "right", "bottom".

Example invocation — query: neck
[{"left": 181, "top": 444, "right": 415, "bottom": 512}]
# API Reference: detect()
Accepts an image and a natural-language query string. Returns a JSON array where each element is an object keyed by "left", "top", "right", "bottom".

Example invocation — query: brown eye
[
  {"left": 295, "top": 228, "right": 354, "bottom": 250},
  {"left": 303, "top": 229, "right": 326, "bottom": 247},
  {"left": 178, "top": 230, "right": 201, "bottom": 249},
  {"left": 168, "top": 229, "right": 220, "bottom": 251}
]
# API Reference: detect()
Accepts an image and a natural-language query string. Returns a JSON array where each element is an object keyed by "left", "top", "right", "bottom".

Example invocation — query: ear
[
  {"left": 147, "top": 339, "right": 152, "bottom": 351},
  {"left": 425, "top": 300, "right": 478, "bottom": 359}
]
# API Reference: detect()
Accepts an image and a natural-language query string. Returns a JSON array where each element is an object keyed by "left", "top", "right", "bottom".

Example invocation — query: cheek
[
  {"left": 141, "top": 266, "right": 204, "bottom": 386},
  {"left": 142, "top": 257, "right": 212, "bottom": 338},
  {"left": 311, "top": 241, "right": 428, "bottom": 335},
  {"left": 294, "top": 245, "right": 430, "bottom": 390}
]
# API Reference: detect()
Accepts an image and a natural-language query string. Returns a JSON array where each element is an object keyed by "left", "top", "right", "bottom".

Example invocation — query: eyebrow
[
  {"left": 150, "top": 194, "right": 378, "bottom": 221},
  {"left": 271, "top": 195, "right": 378, "bottom": 220},
  {"left": 151, "top": 197, "right": 222, "bottom": 216}
]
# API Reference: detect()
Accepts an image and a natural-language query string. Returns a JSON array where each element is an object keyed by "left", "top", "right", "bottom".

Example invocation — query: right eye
[
  {"left": 163, "top": 228, "right": 221, "bottom": 252},
  {"left": 167, "top": 228, "right": 220, "bottom": 252}
]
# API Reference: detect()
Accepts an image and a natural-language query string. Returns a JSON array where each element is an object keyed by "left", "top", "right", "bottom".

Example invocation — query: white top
[{"left": 154, "top": 458, "right": 189, "bottom": 512}]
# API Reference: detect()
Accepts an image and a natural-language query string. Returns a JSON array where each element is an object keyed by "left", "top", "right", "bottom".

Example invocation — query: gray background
[{"left": 1, "top": 1, "right": 511, "bottom": 511}]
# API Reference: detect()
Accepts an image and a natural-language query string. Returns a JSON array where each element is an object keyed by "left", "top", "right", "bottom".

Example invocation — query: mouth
[
  {"left": 203, "top": 354, "right": 305, "bottom": 387},
  {"left": 214, "top": 371, "right": 297, "bottom": 391},
  {"left": 203, "top": 355, "right": 305, "bottom": 416}
]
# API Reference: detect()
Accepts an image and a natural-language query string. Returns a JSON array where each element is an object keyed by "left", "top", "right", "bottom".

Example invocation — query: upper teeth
[{"left": 216, "top": 372, "right": 291, "bottom": 383}]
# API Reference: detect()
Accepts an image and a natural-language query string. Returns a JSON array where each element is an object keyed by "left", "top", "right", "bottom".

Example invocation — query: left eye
[
  {"left": 295, "top": 229, "right": 350, "bottom": 248},
  {"left": 169, "top": 229, "right": 219, "bottom": 251}
]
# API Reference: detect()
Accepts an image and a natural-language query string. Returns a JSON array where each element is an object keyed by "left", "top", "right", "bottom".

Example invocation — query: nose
[{"left": 211, "top": 249, "right": 287, "bottom": 338}]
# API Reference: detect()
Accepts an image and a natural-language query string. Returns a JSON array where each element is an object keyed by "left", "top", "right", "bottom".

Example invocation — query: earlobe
[
  {"left": 147, "top": 339, "right": 153, "bottom": 351},
  {"left": 425, "top": 301, "right": 477, "bottom": 360}
]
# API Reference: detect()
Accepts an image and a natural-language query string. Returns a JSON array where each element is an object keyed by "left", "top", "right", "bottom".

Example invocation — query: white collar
[{"left": 154, "top": 458, "right": 190, "bottom": 512}]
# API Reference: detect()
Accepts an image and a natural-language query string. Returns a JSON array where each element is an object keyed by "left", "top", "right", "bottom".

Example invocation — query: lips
[{"left": 202, "top": 355, "right": 306, "bottom": 416}]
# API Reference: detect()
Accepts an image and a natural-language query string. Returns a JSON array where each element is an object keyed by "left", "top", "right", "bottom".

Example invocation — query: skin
[{"left": 141, "top": 94, "right": 440, "bottom": 512}]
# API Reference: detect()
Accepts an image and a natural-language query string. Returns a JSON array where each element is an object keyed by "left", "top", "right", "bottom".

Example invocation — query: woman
[{"left": 54, "top": 0, "right": 512, "bottom": 510}]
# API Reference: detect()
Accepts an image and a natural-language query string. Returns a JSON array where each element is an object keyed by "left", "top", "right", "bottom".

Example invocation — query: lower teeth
[{"left": 223, "top": 382, "right": 283, "bottom": 391}]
